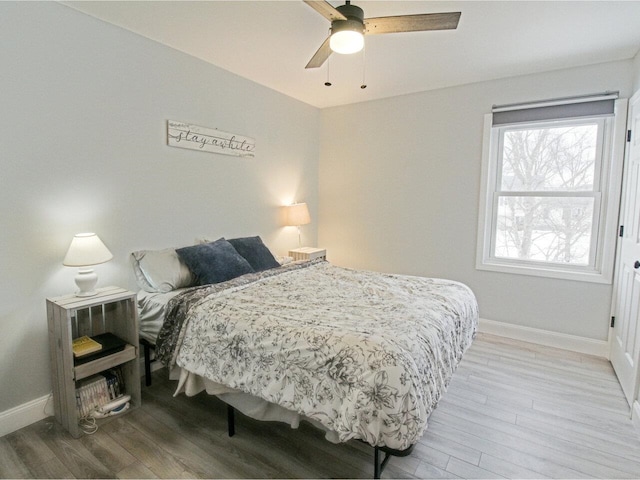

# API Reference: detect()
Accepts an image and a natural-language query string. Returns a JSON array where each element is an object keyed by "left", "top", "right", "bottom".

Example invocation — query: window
[{"left": 476, "top": 95, "right": 627, "bottom": 283}]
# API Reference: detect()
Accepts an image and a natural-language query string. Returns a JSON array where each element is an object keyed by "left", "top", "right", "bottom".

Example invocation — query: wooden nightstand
[
  {"left": 46, "top": 286, "right": 140, "bottom": 437},
  {"left": 288, "top": 247, "right": 326, "bottom": 261}
]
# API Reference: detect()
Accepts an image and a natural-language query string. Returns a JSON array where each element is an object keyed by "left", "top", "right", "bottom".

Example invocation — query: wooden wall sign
[{"left": 167, "top": 120, "right": 255, "bottom": 157}]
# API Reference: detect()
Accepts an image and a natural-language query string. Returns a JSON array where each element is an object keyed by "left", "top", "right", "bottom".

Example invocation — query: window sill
[{"left": 476, "top": 259, "right": 613, "bottom": 284}]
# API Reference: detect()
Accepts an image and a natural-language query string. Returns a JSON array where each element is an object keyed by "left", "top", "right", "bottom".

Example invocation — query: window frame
[{"left": 476, "top": 99, "right": 627, "bottom": 284}]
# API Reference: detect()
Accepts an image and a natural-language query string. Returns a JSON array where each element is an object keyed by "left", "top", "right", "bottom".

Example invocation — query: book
[
  {"left": 76, "top": 375, "right": 105, "bottom": 416},
  {"left": 76, "top": 367, "right": 125, "bottom": 417},
  {"left": 74, "top": 333, "right": 127, "bottom": 365},
  {"left": 72, "top": 335, "right": 102, "bottom": 357}
]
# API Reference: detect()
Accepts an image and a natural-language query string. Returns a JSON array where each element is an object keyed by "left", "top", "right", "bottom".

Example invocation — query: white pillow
[
  {"left": 130, "top": 248, "right": 195, "bottom": 293},
  {"left": 276, "top": 255, "right": 293, "bottom": 265}
]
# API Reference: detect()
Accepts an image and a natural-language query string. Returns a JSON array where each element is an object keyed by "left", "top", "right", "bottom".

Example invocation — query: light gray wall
[
  {"left": 319, "top": 60, "right": 633, "bottom": 341},
  {"left": 633, "top": 49, "right": 640, "bottom": 93},
  {"left": 0, "top": 2, "right": 319, "bottom": 412}
]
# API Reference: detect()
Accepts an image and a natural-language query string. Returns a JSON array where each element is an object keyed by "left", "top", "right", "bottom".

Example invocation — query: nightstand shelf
[
  {"left": 46, "top": 286, "right": 140, "bottom": 437},
  {"left": 74, "top": 344, "right": 137, "bottom": 381}
]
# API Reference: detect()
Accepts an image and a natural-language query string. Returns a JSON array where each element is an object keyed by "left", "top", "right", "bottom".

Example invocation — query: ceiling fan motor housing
[{"left": 331, "top": 2, "right": 365, "bottom": 36}]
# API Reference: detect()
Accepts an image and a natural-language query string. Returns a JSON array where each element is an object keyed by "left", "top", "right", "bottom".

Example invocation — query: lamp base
[{"left": 74, "top": 268, "right": 98, "bottom": 297}]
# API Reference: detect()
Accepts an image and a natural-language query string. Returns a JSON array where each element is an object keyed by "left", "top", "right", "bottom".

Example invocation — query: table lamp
[
  {"left": 284, "top": 203, "right": 311, "bottom": 247},
  {"left": 63, "top": 233, "right": 113, "bottom": 297}
]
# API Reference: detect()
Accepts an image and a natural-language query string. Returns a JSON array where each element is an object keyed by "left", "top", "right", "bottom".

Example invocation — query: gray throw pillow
[
  {"left": 228, "top": 236, "right": 280, "bottom": 272},
  {"left": 176, "top": 238, "right": 254, "bottom": 285}
]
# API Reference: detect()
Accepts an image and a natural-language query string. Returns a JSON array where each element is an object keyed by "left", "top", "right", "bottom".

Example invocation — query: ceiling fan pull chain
[
  {"left": 325, "top": 55, "right": 332, "bottom": 86},
  {"left": 361, "top": 43, "right": 367, "bottom": 89}
]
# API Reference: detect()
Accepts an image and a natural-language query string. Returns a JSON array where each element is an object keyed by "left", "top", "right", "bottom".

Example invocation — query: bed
[{"left": 132, "top": 237, "right": 478, "bottom": 478}]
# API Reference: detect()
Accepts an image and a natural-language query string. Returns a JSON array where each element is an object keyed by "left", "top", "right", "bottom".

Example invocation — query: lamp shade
[
  {"left": 284, "top": 203, "right": 311, "bottom": 226},
  {"left": 63, "top": 233, "right": 113, "bottom": 267}
]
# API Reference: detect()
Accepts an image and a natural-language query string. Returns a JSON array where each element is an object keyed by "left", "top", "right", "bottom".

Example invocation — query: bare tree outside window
[{"left": 494, "top": 124, "right": 598, "bottom": 265}]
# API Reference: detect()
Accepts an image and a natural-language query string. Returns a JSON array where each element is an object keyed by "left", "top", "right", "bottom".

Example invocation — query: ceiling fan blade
[
  {"left": 303, "top": 0, "right": 347, "bottom": 22},
  {"left": 306, "top": 36, "right": 333, "bottom": 69},
  {"left": 364, "top": 12, "right": 461, "bottom": 35}
]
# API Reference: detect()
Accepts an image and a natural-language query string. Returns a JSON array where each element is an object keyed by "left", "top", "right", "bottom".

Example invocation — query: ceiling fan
[{"left": 304, "top": 0, "right": 461, "bottom": 69}]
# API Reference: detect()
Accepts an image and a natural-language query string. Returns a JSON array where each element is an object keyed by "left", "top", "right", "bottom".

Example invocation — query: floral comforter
[{"left": 156, "top": 259, "right": 478, "bottom": 450}]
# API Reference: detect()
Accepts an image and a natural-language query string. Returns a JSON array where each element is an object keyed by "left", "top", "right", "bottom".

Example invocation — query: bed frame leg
[
  {"left": 227, "top": 404, "right": 235, "bottom": 437},
  {"left": 144, "top": 345, "right": 151, "bottom": 387},
  {"left": 373, "top": 446, "right": 391, "bottom": 479},
  {"left": 372, "top": 444, "right": 413, "bottom": 479},
  {"left": 142, "top": 340, "right": 152, "bottom": 387}
]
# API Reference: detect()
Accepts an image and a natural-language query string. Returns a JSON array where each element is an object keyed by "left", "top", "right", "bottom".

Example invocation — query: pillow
[
  {"left": 228, "top": 236, "right": 280, "bottom": 272},
  {"left": 130, "top": 248, "right": 195, "bottom": 293},
  {"left": 176, "top": 238, "right": 255, "bottom": 285}
]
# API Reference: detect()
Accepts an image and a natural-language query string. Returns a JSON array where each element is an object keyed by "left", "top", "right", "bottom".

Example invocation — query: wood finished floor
[{"left": 2, "top": 332, "right": 640, "bottom": 479}]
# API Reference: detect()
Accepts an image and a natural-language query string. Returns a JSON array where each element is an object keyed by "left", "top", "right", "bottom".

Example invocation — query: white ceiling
[{"left": 62, "top": 1, "right": 640, "bottom": 109}]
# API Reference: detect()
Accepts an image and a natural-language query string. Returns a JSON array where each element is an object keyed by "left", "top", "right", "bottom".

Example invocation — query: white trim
[
  {"left": 476, "top": 114, "right": 495, "bottom": 273},
  {"left": 477, "top": 260, "right": 613, "bottom": 284},
  {"left": 479, "top": 317, "right": 609, "bottom": 358},
  {"left": 0, "top": 394, "right": 52, "bottom": 438}
]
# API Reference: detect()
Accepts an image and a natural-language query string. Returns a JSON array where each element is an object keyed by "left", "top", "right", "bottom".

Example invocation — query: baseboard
[
  {"left": 479, "top": 317, "right": 609, "bottom": 358},
  {"left": 0, "top": 394, "right": 52, "bottom": 438}
]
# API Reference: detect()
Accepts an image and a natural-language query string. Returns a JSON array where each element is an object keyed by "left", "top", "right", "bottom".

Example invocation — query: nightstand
[
  {"left": 288, "top": 247, "right": 326, "bottom": 261},
  {"left": 46, "top": 286, "right": 140, "bottom": 437}
]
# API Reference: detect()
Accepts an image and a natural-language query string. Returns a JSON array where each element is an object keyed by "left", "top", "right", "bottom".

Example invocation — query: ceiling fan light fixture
[
  {"left": 329, "top": 15, "right": 364, "bottom": 54},
  {"left": 330, "top": 29, "right": 364, "bottom": 54}
]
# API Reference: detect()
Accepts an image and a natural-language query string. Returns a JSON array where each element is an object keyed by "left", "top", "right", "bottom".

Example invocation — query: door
[{"left": 611, "top": 91, "right": 640, "bottom": 407}]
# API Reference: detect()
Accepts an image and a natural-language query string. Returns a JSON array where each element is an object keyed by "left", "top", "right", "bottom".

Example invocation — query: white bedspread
[{"left": 161, "top": 260, "right": 478, "bottom": 450}]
